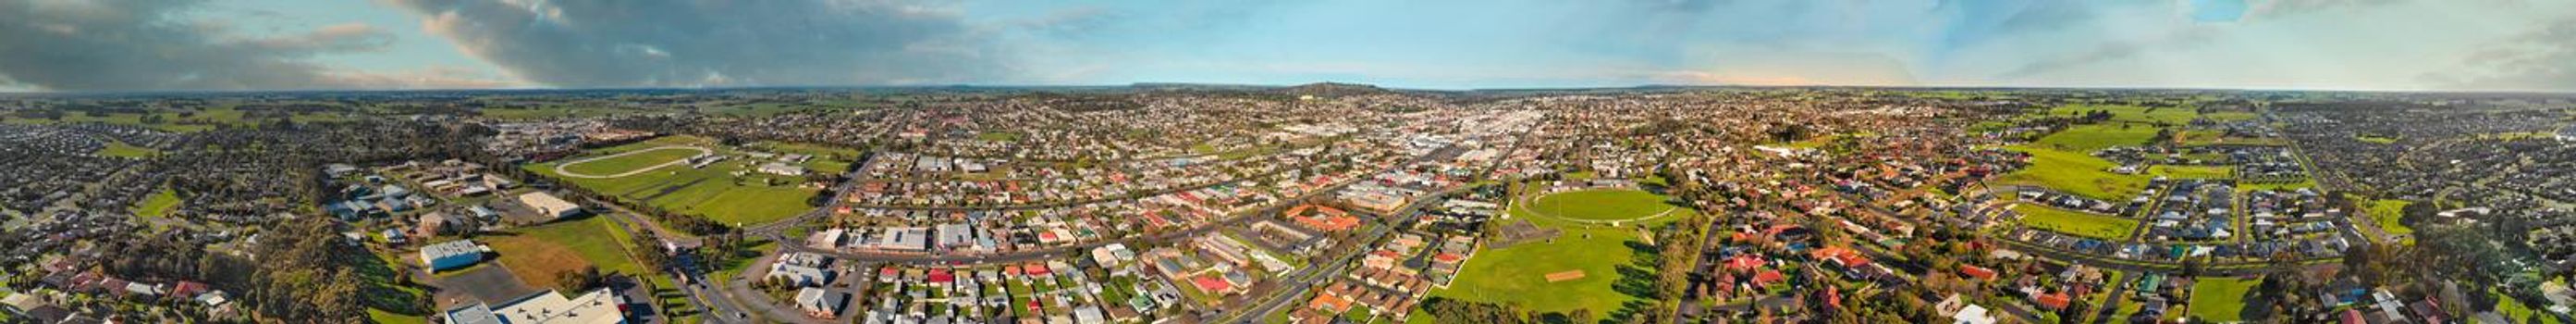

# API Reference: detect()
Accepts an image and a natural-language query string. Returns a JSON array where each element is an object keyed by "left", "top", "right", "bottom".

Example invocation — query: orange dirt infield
[{"left": 1543, "top": 270, "right": 1587, "bottom": 282}]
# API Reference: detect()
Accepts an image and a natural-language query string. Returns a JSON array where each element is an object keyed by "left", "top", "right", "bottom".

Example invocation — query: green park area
[
  {"left": 134, "top": 187, "right": 181, "bottom": 218},
  {"left": 527, "top": 135, "right": 821, "bottom": 225},
  {"left": 96, "top": 140, "right": 159, "bottom": 157},
  {"left": 2013, "top": 204, "right": 2138, "bottom": 240},
  {"left": 1431, "top": 187, "right": 1690, "bottom": 315},
  {"left": 2493, "top": 287, "right": 2561, "bottom": 324},
  {"left": 1527, "top": 189, "right": 1680, "bottom": 221},
  {"left": 2366, "top": 198, "right": 2414, "bottom": 236},
  {"left": 2188, "top": 277, "right": 2258, "bottom": 322},
  {"left": 976, "top": 131, "right": 1024, "bottom": 142}
]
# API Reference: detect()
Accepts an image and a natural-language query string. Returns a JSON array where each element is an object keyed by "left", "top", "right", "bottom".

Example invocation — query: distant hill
[{"left": 1276, "top": 82, "right": 1395, "bottom": 98}]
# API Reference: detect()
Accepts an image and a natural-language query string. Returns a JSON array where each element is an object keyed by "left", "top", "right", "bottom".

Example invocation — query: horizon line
[{"left": 6, "top": 81, "right": 2575, "bottom": 96}]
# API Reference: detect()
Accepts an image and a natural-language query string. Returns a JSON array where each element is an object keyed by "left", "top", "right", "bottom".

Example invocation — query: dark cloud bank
[{"left": 0, "top": 0, "right": 398, "bottom": 92}]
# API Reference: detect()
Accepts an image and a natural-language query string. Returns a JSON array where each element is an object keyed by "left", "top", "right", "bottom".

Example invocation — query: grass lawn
[
  {"left": 2494, "top": 288, "right": 2559, "bottom": 324},
  {"left": 529, "top": 136, "right": 818, "bottom": 225},
  {"left": 561, "top": 146, "right": 704, "bottom": 175},
  {"left": 2366, "top": 199, "right": 2414, "bottom": 236},
  {"left": 1997, "top": 146, "right": 2153, "bottom": 200},
  {"left": 134, "top": 186, "right": 180, "bottom": 218},
  {"left": 96, "top": 140, "right": 159, "bottom": 157},
  {"left": 977, "top": 131, "right": 1024, "bottom": 142},
  {"left": 1429, "top": 191, "right": 1685, "bottom": 314},
  {"left": 484, "top": 217, "right": 650, "bottom": 290},
  {"left": 2034, "top": 124, "right": 2161, "bottom": 152},
  {"left": 369, "top": 308, "right": 427, "bottom": 324},
  {"left": 2014, "top": 204, "right": 2139, "bottom": 240},
  {"left": 2188, "top": 277, "right": 2257, "bottom": 322},
  {"left": 1527, "top": 189, "right": 1678, "bottom": 221},
  {"left": 2148, "top": 165, "right": 2234, "bottom": 180}
]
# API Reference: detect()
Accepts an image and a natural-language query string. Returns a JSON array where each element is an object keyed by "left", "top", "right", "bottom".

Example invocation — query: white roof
[
  {"left": 1952, "top": 305, "right": 1994, "bottom": 324},
  {"left": 423, "top": 239, "right": 485, "bottom": 259},
  {"left": 492, "top": 288, "right": 623, "bottom": 324},
  {"left": 518, "top": 192, "right": 580, "bottom": 214}
]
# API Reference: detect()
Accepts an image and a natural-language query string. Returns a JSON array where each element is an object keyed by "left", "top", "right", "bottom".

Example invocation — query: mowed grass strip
[
  {"left": 483, "top": 217, "right": 647, "bottom": 289},
  {"left": 2013, "top": 204, "right": 2139, "bottom": 240},
  {"left": 2188, "top": 277, "right": 2257, "bottom": 322},
  {"left": 1996, "top": 146, "right": 2151, "bottom": 200},
  {"left": 1529, "top": 189, "right": 1675, "bottom": 221},
  {"left": 561, "top": 146, "right": 703, "bottom": 175}
]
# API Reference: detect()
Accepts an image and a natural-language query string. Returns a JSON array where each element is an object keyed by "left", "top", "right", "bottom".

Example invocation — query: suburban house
[{"left": 795, "top": 287, "right": 846, "bottom": 319}]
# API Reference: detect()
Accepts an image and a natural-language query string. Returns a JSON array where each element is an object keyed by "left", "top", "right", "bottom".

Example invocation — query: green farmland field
[
  {"left": 1996, "top": 146, "right": 2152, "bottom": 200},
  {"left": 2013, "top": 204, "right": 2139, "bottom": 240}
]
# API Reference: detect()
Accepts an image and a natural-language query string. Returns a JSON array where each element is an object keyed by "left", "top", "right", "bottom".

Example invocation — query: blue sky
[{"left": 1, "top": 0, "right": 2570, "bottom": 92}]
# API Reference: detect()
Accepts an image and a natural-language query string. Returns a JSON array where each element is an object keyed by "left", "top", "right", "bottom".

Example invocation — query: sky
[{"left": 1, "top": 0, "right": 2571, "bottom": 93}]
